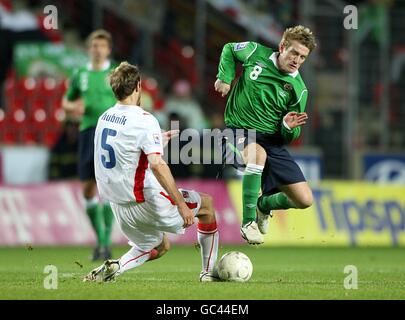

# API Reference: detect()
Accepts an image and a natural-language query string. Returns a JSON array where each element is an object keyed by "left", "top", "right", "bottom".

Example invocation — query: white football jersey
[{"left": 94, "top": 103, "right": 164, "bottom": 204}]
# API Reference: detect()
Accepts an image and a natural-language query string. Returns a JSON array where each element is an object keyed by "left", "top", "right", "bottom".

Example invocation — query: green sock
[
  {"left": 242, "top": 164, "right": 264, "bottom": 225},
  {"left": 86, "top": 200, "right": 105, "bottom": 247},
  {"left": 258, "top": 192, "right": 296, "bottom": 212},
  {"left": 102, "top": 203, "right": 115, "bottom": 247}
]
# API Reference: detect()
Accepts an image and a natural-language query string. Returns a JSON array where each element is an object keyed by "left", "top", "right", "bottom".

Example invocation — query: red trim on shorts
[
  {"left": 186, "top": 202, "right": 197, "bottom": 209},
  {"left": 122, "top": 251, "right": 150, "bottom": 267},
  {"left": 160, "top": 191, "right": 176, "bottom": 205},
  {"left": 146, "top": 152, "right": 161, "bottom": 156},
  {"left": 160, "top": 191, "right": 198, "bottom": 209},
  {"left": 134, "top": 151, "right": 148, "bottom": 202}
]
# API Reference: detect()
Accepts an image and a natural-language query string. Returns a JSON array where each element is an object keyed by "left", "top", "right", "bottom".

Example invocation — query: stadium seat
[
  {"left": 8, "top": 97, "right": 25, "bottom": 112},
  {"left": 42, "top": 131, "right": 60, "bottom": 147},
  {"left": 1, "top": 115, "right": 18, "bottom": 145},
  {"left": 21, "top": 129, "right": 37, "bottom": 145},
  {"left": 2, "top": 73, "right": 68, "bottom": 145},
  {"left": 20, "top": 77, "right": 37, "bottom": 101},
  {"left": 4, "top": 78, "right": 16, "bottom": 103}
]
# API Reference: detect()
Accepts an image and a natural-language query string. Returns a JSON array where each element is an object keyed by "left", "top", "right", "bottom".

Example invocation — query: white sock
[
  {"left": 118, "top": 246, "right": 152, "bottom": 274},
  {"left": 85, "top": 196, "right": 98, "bottom": 209},
  {"left": 197, "top": 222, "right": 219, "bottom": 273},
  {"left": 245, "top": 163, "right": 264, "bottom": 175}
]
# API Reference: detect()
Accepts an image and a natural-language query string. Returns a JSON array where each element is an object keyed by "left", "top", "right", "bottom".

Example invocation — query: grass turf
[{"left": 0, "top": 245, "right": 404, "bottom": 300}]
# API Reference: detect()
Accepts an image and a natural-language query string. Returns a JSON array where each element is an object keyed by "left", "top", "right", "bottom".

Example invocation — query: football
[{"left": 216, "top": 251, "right": 253, "bottom": 282}]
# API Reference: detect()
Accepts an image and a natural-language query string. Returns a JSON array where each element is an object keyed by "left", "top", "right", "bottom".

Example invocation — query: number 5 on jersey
[{"left": 101, "top": 128, "right": 117, "bottom": 169}]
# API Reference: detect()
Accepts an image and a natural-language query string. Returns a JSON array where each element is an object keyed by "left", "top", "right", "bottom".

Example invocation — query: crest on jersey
[
  {"left": 284, "top": 83, "right": 293, "bottom": 91},
  {"left": 182, "top": 190, "right": 190, "bottom": 199},
  {"left": 234, "top": 42, "right": 248, "bottom": 51},
  {"left": 153, "top": 133, "right": 161, "bottom": 145}
]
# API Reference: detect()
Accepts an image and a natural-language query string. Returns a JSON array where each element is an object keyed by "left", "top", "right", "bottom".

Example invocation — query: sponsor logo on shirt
[
  {"left": 279, "top": 90, "right": 287, "bottom": 98},
  {"left": 234, "top": 42, "right": 248, "bottom": 51}
]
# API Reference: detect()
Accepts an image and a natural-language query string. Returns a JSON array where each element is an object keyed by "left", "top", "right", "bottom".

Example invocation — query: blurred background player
[
  {"left": 84, "top": 62, "right": 219, "bottom": 282},
  {"left": 62, "top": 29, "right": 117, "bottom": 261},
  {"left": 215, "top": 25, "right": 316, "bottom": 244}
]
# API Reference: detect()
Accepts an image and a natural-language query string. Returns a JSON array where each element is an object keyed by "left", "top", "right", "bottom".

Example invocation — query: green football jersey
[
  {"left": 65, "top": 60, "right": 117, "bottom": 131},
  {"left": 217, "top": 41, "right": 308, "bottom": 142}
]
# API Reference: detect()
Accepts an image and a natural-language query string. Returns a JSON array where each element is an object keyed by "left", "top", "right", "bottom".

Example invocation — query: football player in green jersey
[
  {"left": 215, "top": 26, "right": 317, "bottom": 244},
  {"left": 62, "top": 30, "right": 117, "bottom": 260}
]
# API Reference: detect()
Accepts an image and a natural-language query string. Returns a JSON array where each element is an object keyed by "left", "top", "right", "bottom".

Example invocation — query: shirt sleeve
[
  {"left": 140, "top": 115, "right": 164, "bottom": 155},
  {"left": 281, "top": 89, "right": 308, "bottom": 143},
  {"left": 216, "top": 41, "right": 258, "bottom": 84},
  {"left": 64, "top": 69, "right": 81, "bottom": 101},
  {"left": 281, "top": 124, "right": 301, "bottom": 143}
]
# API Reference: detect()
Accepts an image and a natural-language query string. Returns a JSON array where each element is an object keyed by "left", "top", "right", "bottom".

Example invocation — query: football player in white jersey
[{"left": 84, "top": 62, "right": 219, "bottom": 282}]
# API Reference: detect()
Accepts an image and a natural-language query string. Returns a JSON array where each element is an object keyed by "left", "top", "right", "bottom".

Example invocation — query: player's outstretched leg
[
  {"left": 83, "top": 235, "right": 169, "bottom": 283},
  {"left": 240, "top": 143, "right": 265, "bottom": 244},
  {"left": 257, "top": 182, "right": 313, "bottom": 234},
  {"left": 196, "top": 193, "right": 220, "bottom": 282},
  {"left": 256, "top": 203, "right": 273, "bottom": 235}
]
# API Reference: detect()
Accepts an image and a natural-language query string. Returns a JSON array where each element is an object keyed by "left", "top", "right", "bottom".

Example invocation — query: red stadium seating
[{"left": 1, "top": 76, "right": 66, "bottom": 145}]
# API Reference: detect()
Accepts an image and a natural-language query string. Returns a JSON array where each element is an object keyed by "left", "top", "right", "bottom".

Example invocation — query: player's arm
[
  {"left": 282, "top": 89, "right": 309, "bottom": 142},
  {"left": 281, "top": 112, "right": 308, "bottom": 142},
  {"left": 142, "top": 117, "right": 194, "bottom": 228},
  {"left": 62, "top": 70, "right": 84, "bottom": 115},
  {"left": 148, "top": 153, "right": 194, "bottom": 228},
  {"left": 215, "top": 41, "right": 258, "bottom": 97}
]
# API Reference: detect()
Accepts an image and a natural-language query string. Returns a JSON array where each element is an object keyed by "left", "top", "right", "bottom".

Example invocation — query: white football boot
[
  {"left": 83, "top": 259, "right": 120, "bottom": 283},
  {"left": 199, "top": 271, "right": 221, "bottom": 282},
  {"left": 256, "top": 206, "right": 272, "bottom": 235},
  {"left": 240, "top": 221, "right": 264, "bottom": 245}
]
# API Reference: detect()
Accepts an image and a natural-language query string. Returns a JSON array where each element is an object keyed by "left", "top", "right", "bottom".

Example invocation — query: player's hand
[
  {"left": 162, "top": 130, "right": 180, "bottom": 147},
  {"left": 73, "top": 100, "right": 85, "bottom": 117},
  {"left": 64, "top": 99, "right": 85, "bottom": 118},
  {"left": 214, "top": 79, "right": 231, "bottom": 97},
  {"left": 178, "top": 204, "right": 195, "bottom": 228},
  {"left": 283, "top": 112, "right": 308, "bottom": 129}
]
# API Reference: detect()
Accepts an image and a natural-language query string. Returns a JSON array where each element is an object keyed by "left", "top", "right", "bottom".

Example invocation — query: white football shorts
[{"left": 110, "top": 189, "right": 201, "bottom": 251}]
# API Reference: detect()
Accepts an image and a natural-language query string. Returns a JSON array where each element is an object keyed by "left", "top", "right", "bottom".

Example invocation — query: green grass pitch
[{"left": 0, "top": 245, "right": 404, "bottom": 300}]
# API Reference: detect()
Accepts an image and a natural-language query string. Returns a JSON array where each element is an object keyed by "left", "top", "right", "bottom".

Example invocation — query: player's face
[
  {"left": 88, "top": 38, "right": 111, "bottom": 63},
  {"left": 278, "top": 40, "right": 310, "bottom": 74}
]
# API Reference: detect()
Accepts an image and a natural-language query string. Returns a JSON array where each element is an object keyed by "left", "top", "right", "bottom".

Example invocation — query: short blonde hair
[
  {"left": 109, "top": 61, "right": 141, "bottom": 101},
  {"left": 281, "top": 25, "right": 317, "bottom": 52},
  {"left": 86, "top": 29, "right": 113, "bottom": 48}
]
